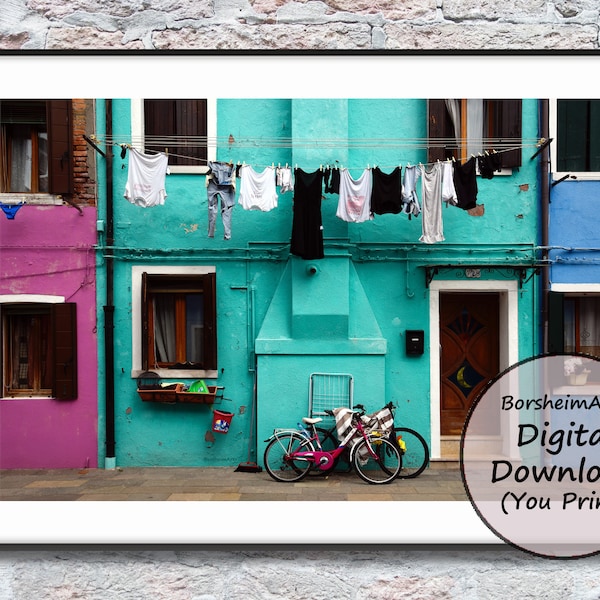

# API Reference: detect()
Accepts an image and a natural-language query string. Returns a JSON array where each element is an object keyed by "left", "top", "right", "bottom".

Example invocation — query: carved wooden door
[{"left": 440, "top": 293, "right": 499, "bottom": 436}]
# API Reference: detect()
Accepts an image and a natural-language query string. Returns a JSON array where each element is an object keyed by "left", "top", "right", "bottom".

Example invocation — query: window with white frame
[
  {"left": 131, "top": 99, "right": 216, "bottom": 174},
  {"left": 131, "top": 266, "right": 218, "bottom": 378},
  {"left": 428, "top": 99, "right": 522, "bottom": 169},
  {"left": 0, "top": 100, "right": 72, "bottom": 201},
  {"left": 0, "top": 298, "right": 77, "bottom": 399}
]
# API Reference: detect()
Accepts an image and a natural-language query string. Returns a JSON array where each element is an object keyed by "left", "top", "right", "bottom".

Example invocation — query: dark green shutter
[
  {"left": 52, "top": 303, "right": 77, "bottom": 400},
  {"left": 547, "top": 291, "right": 564, "bottom": 354},
  {"left": 557, "top": 100, "right": 588, "bottom": 171}
]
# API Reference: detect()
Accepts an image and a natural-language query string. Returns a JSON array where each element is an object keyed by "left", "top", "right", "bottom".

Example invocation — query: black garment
[
  {"left": 324, "top": 167, "right": 340, "bottom": 194},
  {"left": 371, "top": 166, "right": 403, "bottom": 215},
  {"left": 290, "top": 168, "right": 324, "bottom": 260},
  {"left": 477, "top": 152, "right": 502, "bottom": 179},
  {"left": 453, "top": 157, "right": 478, "bottom": 210}
]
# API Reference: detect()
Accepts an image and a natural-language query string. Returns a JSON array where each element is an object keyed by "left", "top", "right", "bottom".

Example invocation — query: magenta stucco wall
[{"left": 0, "top": 205, "right": 98, "bottom": 469}]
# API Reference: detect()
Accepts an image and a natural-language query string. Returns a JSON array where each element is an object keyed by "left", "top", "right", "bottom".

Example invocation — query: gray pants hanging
[{"left": 207, "top": 180, "right": 235, "bottom": 240}]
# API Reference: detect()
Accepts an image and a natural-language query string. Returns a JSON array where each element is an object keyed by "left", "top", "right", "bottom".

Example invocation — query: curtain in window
[
  {"left": 444, "top": 99, "right": 461, "bottom": 152},
  {"left": 579, "top": 298, "right": 600, "bottom": 354},
  {"left": 153, "top": 296, "right": 176, "bottom": 364},
  {"left": 466, "top": 99, "right": 484, "bottom": 157}
]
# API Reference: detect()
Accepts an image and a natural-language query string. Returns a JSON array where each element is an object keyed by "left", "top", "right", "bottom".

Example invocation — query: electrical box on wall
[{"left": 405, "top": 330, "right": 424, "bottom": 356}]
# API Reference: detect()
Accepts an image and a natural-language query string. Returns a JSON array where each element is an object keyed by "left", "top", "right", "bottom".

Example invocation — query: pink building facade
[{"left": 0, "top": 99, "right": 98, "bottom": 469}]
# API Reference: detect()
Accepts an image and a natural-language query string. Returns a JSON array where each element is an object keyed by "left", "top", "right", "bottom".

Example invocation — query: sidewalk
[{"left": 0, "top": 462, "right": 466, "bottom": 502}]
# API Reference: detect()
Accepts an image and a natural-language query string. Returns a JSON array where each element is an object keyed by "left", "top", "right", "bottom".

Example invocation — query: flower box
[
  {"left": 176, "top": 386, "right": 222, "bottom": 404},
  {"left": 137, "top": 383, "right": 183, "bottom": 403}
]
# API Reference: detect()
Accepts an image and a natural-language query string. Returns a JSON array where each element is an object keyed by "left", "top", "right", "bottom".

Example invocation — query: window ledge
[
  {"left": 1, "top": 396, "right": 54, "bottom": 400},
  {"left": 552, "top": 172, "right": 600, "bottom": 182},
  {"left": 0, "top": 193, "right": 63, "bottom": 205},
  {"left": 131, "top": 369, "right": 218, "bottom": 380}
]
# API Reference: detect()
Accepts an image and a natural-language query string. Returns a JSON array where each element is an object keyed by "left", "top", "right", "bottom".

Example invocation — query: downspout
[
  {"left": 540, "top": 99, "right": 550, "bottom": 353},
  {"left": 103, "top": 99, "right": 116, "bottom": 469}
]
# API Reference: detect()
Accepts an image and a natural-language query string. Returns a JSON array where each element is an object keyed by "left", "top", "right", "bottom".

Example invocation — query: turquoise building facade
[{"left": 94, "top": 98, "right": 543, "bottom": 469}]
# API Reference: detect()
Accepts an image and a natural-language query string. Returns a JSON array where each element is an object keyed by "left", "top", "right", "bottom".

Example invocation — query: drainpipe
[
  {"left": 103, "top": 99, "right": 116, "bottom": 468},
  {"left": 540, "top": 99, "right": 550, "bottom": 353}
]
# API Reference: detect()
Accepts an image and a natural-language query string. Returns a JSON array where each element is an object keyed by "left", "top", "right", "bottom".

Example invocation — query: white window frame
[
  {"left": 131, "top": 265, "right": 217, "bottom": 380},
  {"left": 549, "top": 98, "right": 600, "bottom": 181},
  {"left": 0, "top": 294, "right": 65, "bottom": 400},
  {"left": 131, "top": 99, "right": 216, "bottom": 175}
]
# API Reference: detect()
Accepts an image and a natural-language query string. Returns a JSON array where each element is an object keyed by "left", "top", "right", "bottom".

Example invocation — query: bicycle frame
[{"left": 270, "top": 413, "right": 383, "bottom": 472}]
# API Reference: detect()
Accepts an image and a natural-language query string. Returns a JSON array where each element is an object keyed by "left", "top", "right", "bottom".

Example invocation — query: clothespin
[{"left": 165, "top": 148, "right": 169, "bottom": 156}]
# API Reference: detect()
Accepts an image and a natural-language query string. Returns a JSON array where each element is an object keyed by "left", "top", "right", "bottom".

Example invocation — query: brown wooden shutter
[
  {"left": 141, "top": 272, "right": 149, "bottom": 370},
  {"left": 498, "top": 99, "right": 522, "bottom": 168},
  {"left": 144, "top": 100, "right": 207, "bottom": 166},
  {"left": 47, "top": 100, "right": 73, "bottom": 195},
  {"left": 203, "top": 272, "right": 217, "bottom": 370},
  {"left": 428, "top": 99, "right": 452, "bottom": 163},
  {"left": 52, "top": 302, "right": 77, "bottom": 400}
]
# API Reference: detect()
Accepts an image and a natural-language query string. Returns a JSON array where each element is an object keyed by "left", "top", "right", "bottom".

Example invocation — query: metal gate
[{"left": 308, "top": 373, "right": 354, "bottom": 425}]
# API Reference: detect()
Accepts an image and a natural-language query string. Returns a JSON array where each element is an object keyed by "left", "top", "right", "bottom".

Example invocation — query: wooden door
[{"left": 440, "top": 293, "right": 499, "bottom": 436}]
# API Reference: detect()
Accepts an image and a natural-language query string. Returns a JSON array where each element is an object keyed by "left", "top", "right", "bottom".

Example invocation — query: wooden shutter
[
  {"left": 141, "top": 272, "right": 149, "bottom": 370},
  {"left": 202, "top": 272, "right": 217, "bottom": 370},
  {"left": 52, "top": 302, "right": 78, "bottom": 400},
  {"left": 47, "top": 100, "right": 73, "bottom": 195},
  {"left": 428, "top": 99, "right": 454, "bottom": 163},
  {"left": 498, "top": 99, "right": 522, "bottom": 168},
  {"left": 144, "top": 99, "right": 207, "bottom": 166},
  {"left": 547, "top": 291, "right": 564, "bottom": 354}
]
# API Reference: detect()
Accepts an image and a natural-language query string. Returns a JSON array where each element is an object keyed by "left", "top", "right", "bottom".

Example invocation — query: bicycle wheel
[
  {"left": 308, "top": 427, "right": 352, "bottom": 475},
  {"left": 352, "top": 436, "right": 401, "bottom": 484},
  {"left": 263, "top": 432, "right": 315, "bottom": 482},
  {"left": 393, "top": 427, "right": 429, "bottom": 479}
]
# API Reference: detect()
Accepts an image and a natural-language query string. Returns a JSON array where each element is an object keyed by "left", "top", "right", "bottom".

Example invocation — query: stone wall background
[
  {"left": 1, "top": 0, "right": 599, "bottom": 50},
  {"left": 1, "top": 546, "right": 600, "bottom": 598},
  {"left": 2, "top": 0, "right": 599, "bottom": 596}
]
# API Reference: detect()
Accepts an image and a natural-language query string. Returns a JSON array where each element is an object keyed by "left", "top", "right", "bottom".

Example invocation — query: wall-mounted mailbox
[{"left": 405, "top": 330, "right": 424, "bottom": 356}]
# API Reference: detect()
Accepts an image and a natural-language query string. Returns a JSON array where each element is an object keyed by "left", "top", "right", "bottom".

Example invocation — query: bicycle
[
  {"left": 310, "top": 402, "right": 429, "bottom": 479},
  {"left": 263, "top": 407, "right": 402, "bottom": 484}
]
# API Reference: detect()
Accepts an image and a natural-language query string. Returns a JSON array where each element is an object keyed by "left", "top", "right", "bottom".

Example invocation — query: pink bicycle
[{"left": 263, "top": 407, "right": 402, "bottom": 484}]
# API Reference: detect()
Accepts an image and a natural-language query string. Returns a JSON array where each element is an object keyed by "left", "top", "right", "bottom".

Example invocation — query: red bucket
[{"left": 212, "top": 409, "right": 234, "bottom": 434}]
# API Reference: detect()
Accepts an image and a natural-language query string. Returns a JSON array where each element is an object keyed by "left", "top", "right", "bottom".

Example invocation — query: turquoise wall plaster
[{"left": 95, "top": 98, "right": 541, "bottom": 468}]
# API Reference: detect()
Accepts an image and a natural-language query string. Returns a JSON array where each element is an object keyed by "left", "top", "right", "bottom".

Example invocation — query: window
[
  {"left": 556, "top": 99, "right": 600, "bottom": 173},
  {"left": 1, "top": 302, "right": 77, "bottom": 399},
  {"left": 142, "top": 272, "right": 216, "bottom": 371},
  {"left": 548, "top": 292, "right": 600, "bottom": 383},
  {"left": 0, "top": 100, "right": 72, "bottom": 196},
  {"left": 428, "top": 99, "right": 522, "bottom": 168},
  {"left": 131, "top": 99, "right": 216, "bottom": 174}
]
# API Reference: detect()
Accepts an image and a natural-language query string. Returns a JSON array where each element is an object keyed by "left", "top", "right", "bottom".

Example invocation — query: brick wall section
[
  {"left": 1, "top": 0, "right": 599, "bottom": 49},
  {"left": 70, "top": 98, "right": 96, "bottom": 207}
]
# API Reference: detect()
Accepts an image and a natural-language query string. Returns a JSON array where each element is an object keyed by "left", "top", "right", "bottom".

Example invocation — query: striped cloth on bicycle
[{"left": 333, "top": 407, "right": 395, "bottom": 464}]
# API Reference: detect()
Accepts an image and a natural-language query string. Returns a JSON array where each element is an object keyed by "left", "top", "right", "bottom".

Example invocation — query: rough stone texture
[
  {"left": 0, "top": 547, "right": 600, "bottom": 599},
  {"left": 3, "top": 0, "right": 600, "bottom": 594},
  {"left": 2, "top": 0, "right": 600, "bottom": 49}
]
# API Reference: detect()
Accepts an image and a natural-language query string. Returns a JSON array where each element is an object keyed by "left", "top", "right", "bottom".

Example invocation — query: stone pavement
[{"left": 0, "top": 462, "right": 466, "bottom": 502}]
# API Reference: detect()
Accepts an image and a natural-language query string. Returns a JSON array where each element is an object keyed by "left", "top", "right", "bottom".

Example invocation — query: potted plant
[{"left": 564, "top": 357, "right": 592, "bottom": 385}]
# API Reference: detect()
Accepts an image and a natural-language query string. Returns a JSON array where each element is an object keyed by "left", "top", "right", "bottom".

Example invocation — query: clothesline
[
  {"left": 94, "top": 133, "right": 541, "bottom": 150},
  {"left": 89, "top": 134, "right": 537, "bottom": 171}
]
